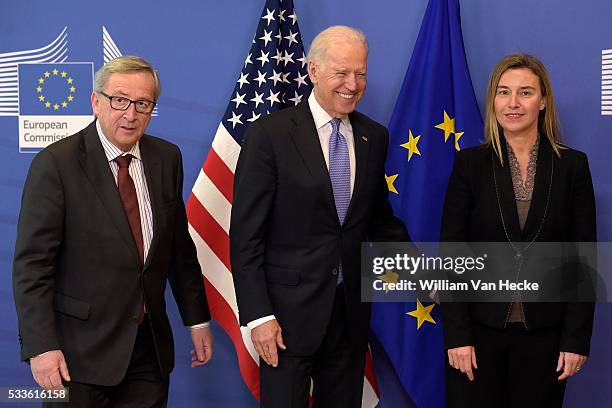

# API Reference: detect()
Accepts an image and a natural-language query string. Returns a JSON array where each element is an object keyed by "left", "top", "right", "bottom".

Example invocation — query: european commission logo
[
  {"left": 602, "top": 49, "right": 612, "bottom": 116},
  {"left": 18, "top": 63, "right": 94, "bottom": 152},
  {"left": 0, "top": 26, "right": 154, "bottom": 153}
]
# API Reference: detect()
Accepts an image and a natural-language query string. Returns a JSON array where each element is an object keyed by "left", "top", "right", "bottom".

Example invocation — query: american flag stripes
[{"left": 186, "top": 1, "right": 379, "bottom": 404}]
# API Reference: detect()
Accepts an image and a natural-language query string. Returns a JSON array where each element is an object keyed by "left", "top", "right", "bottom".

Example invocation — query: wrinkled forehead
[
  {"left": 105, "top": 71, "right": 156, "bottom": 98},
  {"left": 325, "top": 38, "right": 367, "bottom": 55},
  {"left": 319, "top": 40, "right": 368, "bottom": 67}
]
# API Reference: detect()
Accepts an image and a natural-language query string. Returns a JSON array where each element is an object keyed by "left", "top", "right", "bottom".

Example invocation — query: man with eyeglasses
[{"left": 13, "top": 55, "right": 213, "bottom": 407}]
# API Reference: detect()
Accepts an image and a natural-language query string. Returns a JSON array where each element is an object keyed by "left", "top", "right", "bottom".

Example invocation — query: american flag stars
[{"left": 224, "top": 1, "right": 310, "bottom": 138}]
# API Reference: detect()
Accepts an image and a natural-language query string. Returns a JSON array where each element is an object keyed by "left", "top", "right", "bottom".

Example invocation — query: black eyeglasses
[{"left": 98, "top": 91, "right": 156, "bottom": 114}]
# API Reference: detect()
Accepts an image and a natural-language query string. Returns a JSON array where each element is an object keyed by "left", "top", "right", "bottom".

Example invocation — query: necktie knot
[
  {"left": 330, "top": 118, "right": 341, "bottom": 134},
  {"left": 114, "top": 154, "right": 133, "bottom": 168}
]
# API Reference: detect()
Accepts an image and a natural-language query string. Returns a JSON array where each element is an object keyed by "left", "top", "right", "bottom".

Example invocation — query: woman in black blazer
[{"left": 441, "top": 54, "right": 596, "bottom": 407}]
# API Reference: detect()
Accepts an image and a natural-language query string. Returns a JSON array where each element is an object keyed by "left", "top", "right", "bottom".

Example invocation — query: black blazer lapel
[
  {"left": 289, "top": 102, "right": 338, "bottom": 223},
  {"left": 521, "top": 136, "right": 553, "bottom": 242},
  {"left": 493, "top": 137, "right": 522, "bottom": 243},
  {"left": 139, "top": 136, "right": 161, "bottom": 269},
  {"left": 78, "top": 121, "right": 142, "bottom": 264},
  {"left": 345, "top": 112, "right": 370, "bottom": 223}
]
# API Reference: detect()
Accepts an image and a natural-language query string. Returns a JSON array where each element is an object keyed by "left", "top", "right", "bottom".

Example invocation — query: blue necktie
[{"left": 328, "top": 118, "right": 350, "bottom": 284}]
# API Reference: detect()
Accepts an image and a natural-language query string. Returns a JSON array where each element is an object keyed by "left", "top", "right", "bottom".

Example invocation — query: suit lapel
[
  {"left": 289, "top": 102, "right": 338, "bottom": 222},
  {"left": 493, "top": 138, "right": 522, "bottom": 243},
  {"left": 78, "top": 121, "right": 141, "bottom": 264},
  {"left": 521, "top": 136, "right": 553, "bottom": 241},
  {"left": 139, "top": 136, "right": 162, "bottom": 269},
  {"left": 345, "top": 112, "right": 370, "bottom": 223}
]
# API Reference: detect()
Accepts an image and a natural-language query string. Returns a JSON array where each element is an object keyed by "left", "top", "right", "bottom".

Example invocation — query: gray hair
[
  {"left": 94, "top": 55, "right": 161, "bottom": 101},
  {"left": 307, "top": 25, "right": 368, "bottom": 65}
]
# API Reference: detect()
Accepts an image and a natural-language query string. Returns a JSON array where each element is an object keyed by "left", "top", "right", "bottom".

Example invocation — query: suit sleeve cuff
[{"left": 247, "top": 315, "right": 276, "bottom": 329}]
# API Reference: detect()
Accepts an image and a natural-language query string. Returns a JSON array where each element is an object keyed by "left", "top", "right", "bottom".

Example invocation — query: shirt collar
[
  {"left": 308, "top": 92, "right": 352, "bottom": 131},
  {"left": 96, "top": 119, "right": 142, "bottom": 162}
]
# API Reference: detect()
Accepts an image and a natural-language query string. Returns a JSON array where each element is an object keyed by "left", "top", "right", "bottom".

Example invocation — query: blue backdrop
[{"left": 1, "top": 1, "right": 610, "bottom": 406}]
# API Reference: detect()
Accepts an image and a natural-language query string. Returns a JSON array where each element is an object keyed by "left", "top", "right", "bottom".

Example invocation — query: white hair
[{"left": 307, "top": 25, "right": 368, "bottom": 65}]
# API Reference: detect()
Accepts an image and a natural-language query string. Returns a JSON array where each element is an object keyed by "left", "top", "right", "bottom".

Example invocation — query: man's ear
[
  {"left": 91, "top": 91, "right": 100, "bottom": 116},
  {"left": 307, "top": 60, "right": 318, "bottom": 85}
]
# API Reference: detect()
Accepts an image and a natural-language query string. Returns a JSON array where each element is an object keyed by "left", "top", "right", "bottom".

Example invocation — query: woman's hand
[
  {"left": 448, "top": 346, "right": 478, "bottom": 381},
  {"left": 557, "top": 351, "right": 587, "bottom": 380}
]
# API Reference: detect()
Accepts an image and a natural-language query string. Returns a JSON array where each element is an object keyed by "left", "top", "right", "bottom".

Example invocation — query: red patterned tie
[{"left": 114, "top": 155, "right": 144, "bottom": 264}]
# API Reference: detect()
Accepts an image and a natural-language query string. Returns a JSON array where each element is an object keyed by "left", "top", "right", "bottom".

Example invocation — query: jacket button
[{"left": 331, "top": 268, "right": 338, "bottom": 276}]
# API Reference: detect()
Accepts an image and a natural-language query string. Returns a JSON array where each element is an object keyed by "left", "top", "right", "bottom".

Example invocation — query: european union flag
[
  {"left": 371, "top": 0, "right": 483, "bottom": 407},
  {"left": 18, "top": 63, "right": 93, "bottom": 115}
]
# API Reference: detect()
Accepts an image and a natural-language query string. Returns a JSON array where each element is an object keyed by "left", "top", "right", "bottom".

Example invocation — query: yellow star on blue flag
[
  {"left": 400, "top": 129, "right": 422, "bottom": 161},
  {"left": 406, "top": 299, "right": 436, "bottom": 329}
]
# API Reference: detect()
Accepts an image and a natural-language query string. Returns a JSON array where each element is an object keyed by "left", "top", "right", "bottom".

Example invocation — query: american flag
[{"left": 186, "top": 0, "right": 379, "bottom": 404}]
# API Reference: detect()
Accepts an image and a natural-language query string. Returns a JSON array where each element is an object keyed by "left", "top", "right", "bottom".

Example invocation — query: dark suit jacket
[
  {"left": 13, "top": 121, "right": 210, "bottom": 385},
  {"left": 230, "top": 101, "right": 409, "bottom": 355},
  {"left": 440, "top": 135, "right": 596, "bottom": 356}
]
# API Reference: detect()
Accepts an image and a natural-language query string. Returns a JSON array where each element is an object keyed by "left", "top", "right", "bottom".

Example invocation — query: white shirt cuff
[
  {"left": 30, "top": 350, "right": 54, "bottom": 360},
  {"left": 189, "top": 321, "right": 211, "bottom": 330},
  {"left": 246, "top": 315, "right": 276, "bottom": 329}
]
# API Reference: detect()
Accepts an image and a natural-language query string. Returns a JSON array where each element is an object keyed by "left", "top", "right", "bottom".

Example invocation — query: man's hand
[
  {"left": 190, "top": 326, "right": 214, "bottom": 367},
  {"left": 557, "top": 351, "right": 587, "bottom": 380},
  {"left": 447, "top": 346, "right": 477, "bottom": 381},
  {"left": 30, "top": 350, "right": 70, "bottom": 390},
  {"left": 251, "top": 319, "right": 286, "bottom": 367}
]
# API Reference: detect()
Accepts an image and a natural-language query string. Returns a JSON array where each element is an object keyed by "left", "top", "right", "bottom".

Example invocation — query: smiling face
[
  {"left": 494, "top": 68, "right": 546, "bottom": 139},
  {"left": 91, "top": 71, "right": 155, "bottom": 151},
  {"left": 308, "top": 39, "right": 367, "bottom": 118}
]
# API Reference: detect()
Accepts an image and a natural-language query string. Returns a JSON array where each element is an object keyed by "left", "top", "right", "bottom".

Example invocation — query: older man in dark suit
[
  {"left": 230, "top": 26, "right": 410, "bottom": 407},
  {"left": 13, "top": 56, "right": 213, "bottom": 407}
]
